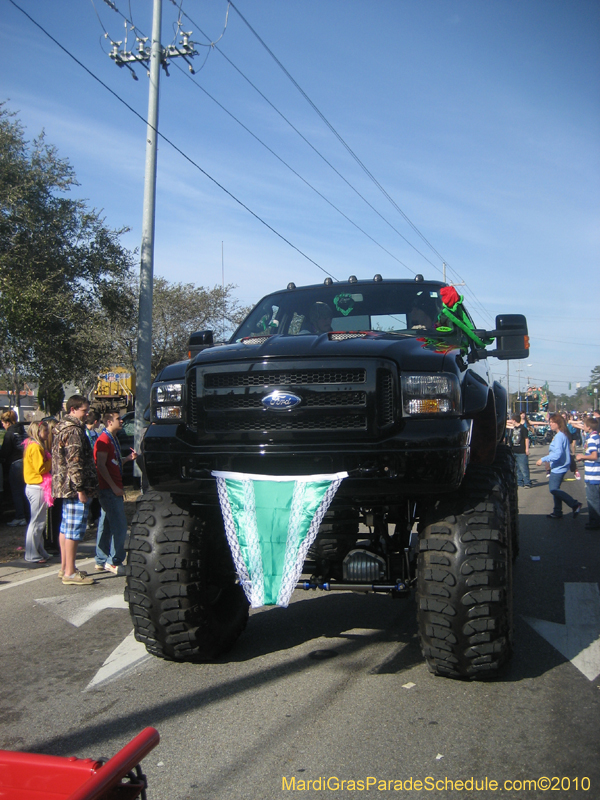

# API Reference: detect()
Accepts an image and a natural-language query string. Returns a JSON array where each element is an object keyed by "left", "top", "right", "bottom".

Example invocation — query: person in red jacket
[{"left": 93, "top": 412, "right": 138, "bottom": 575}]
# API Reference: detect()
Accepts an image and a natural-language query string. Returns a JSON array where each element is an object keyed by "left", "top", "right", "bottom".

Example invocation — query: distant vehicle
[
  {"left": 527, "top": 413, "right": 551, "bottom": 445},
  {"left": 512, "top": 396, "right": 538, "bottom": 414},
  {"left": 94, "top": 368, "right": 135, "bottom": 413},
  {"left": 528, "top": 412, "right": 547, "bottom": 423}
]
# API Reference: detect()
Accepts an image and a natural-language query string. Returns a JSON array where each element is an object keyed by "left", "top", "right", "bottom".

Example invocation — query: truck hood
[
  {"left": 155, "top": 359, "right": 190, "bottom": 381},
  {"left": 189, "top": 332, "right": 463, "bottom": 373}
]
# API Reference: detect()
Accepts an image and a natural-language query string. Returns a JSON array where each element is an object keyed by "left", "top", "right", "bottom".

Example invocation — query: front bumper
[{"left": 142, "top": 418, "right": 471, "bottom": 504}]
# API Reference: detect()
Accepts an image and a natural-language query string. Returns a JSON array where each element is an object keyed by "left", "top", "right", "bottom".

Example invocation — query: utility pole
[
  {"left": 106, "top": 0, "right": 197, "bottom": 479},
  {"left": 134, "top": 0, "right": 162, "bottom": 479},
  {"left": 222, "top": 242, "right": 225, "bottom": 339}
]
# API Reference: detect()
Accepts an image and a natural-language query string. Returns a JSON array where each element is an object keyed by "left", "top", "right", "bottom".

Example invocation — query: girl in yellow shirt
[{"left": 24, "top": 421, "right": 52, "bottom": 563}]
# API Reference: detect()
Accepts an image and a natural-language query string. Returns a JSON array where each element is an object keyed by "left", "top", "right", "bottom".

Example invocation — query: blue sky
[{"left": 1, "top": 0, "right": 599, "bottom": 399}]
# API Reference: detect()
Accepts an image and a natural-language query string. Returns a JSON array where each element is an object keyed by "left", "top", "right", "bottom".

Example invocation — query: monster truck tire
[
  {"left": 125, "top": 491, "right": 249, "bottom": 662},
  {"left": 416, "top": 464, "right": 513, "bottom": 679},
  {"left": 493, "top": 444, "right": 519, "bottom": 560}
]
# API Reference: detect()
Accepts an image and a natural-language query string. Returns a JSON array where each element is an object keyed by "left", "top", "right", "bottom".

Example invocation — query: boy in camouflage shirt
[{"left": 52, "top": 395, "right": 99, "bottom": 585}]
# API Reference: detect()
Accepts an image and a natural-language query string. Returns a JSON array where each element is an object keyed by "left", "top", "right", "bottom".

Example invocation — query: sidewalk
[
  {"left": 0, "top": 540, "right": 97, "bottom": 588},
  {"left": 0, "top": 487, "right": 140, "bottom": 587}
]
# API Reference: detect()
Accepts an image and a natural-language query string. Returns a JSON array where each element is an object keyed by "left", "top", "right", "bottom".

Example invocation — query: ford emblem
[{"left": 261, "top": 390, "right": 302, "bottom": 411}]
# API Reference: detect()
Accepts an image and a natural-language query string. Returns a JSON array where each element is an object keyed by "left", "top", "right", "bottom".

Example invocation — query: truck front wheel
[
  {"left": 416, "top": 464, "right": 513, "bottom": 679},
  {"left": 125, "top": 491, "right": 249, "bottom": 662}
]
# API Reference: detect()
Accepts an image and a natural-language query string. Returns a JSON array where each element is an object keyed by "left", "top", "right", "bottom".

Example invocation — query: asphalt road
[{"left": 1, "top": 450, "right": 599, "bottom": 800}]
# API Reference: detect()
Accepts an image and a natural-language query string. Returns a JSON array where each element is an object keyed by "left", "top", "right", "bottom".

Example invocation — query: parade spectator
[
  {"left": 43, "top": 418, "right": 61, "bottom": 556},
  {"left": 575, "top": 417, "right": 600, "bottom": 530},
  {"left": 567, "top": 415, "right": 580, "bottom": 453},
  {"left": 0, "top": 409, "right": 27, "bottom": 526},
  {"left": 536, "top": 414, "right": 582, "bottom": 520},
  {"left": 52, "top": 395, "right": 98, "bottom": 586},
  {"left": 85, "top": 409, "right": 102, "bottom": 529},
  {"left": 519, "top": 411, "right": 530, "bottom": 430},
  {"left": 23, "top": 421, "right": 52, "bottom": 563},
  {"left": 507, "top": 413, "right": 532, "bottom": 488},
  {"left": 85, "top": 409, "right": 101, "bottom": 448},
  {"left": 566, "top": 415, "right": 582, "bottom": 478},
  {"left": 94, "top": 412, "right": 138, "bottom": 575}
]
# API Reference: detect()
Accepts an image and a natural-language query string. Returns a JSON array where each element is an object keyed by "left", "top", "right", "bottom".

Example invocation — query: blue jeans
[
  {"left": 548, "top": 471, "right": 577, "bottom": 516},
  {"left": 585, "top": 482, "right": 600, "bottom": 527},
  {"left": 96, "top": 489, "right": 128, "bottom": 566},
  {"left": 514, "top": 453, "right": 531, "bottom": 487}
]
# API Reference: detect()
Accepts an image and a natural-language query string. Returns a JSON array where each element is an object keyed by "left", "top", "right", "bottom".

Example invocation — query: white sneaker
[
  {"left": 7, "top": 518, "right": 26, "bottom": 527},
  {"left": 104, "top": 563, "right": 124, "bottom": 576}
]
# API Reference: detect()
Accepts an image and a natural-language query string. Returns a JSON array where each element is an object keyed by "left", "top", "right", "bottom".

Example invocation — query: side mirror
[
  {"left": 485, "top": 314, "right": 529, "bottom": 360},
  {"left": 188, "top": 330, "right": 214, "bottom": 359}
]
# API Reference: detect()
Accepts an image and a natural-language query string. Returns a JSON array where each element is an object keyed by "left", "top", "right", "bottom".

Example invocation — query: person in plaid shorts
[{"left": 52, "top": 395, "right": 99, "bottom": 585}]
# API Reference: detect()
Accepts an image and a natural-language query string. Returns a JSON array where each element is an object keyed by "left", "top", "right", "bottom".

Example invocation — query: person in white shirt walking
[{"left": 575, "top": 417, "right": 600, "bottom": 531}]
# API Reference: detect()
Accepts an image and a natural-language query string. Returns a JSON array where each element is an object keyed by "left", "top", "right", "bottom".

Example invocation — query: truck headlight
[
  {"left": 151, "top": 382, "right": 184, "bottom": 422},
  {"left": 401, "top": 373, "right": 460, "bottom": 416}
]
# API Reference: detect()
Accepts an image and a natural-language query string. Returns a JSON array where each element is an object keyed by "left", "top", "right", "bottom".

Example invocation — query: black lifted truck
[{"left": 126, "top": 275, "right": 529, "bottom": 679}]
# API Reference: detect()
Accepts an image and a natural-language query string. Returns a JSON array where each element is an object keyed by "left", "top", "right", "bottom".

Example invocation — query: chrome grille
[
  {"left": 206, "top": 414, "right": 367, "bottom": 433},
  {"left": 377, "top": 369, "right": 394, "bottom": 427},
  {"left": 204, "top": 368, "right": 366, "bottom": 388},
  {"left": 191, "top": 361, "right": 395, "bottom": 439},
  {"left": 204, "top": 391, "right": 366, "bottom": 411},
  {"left": 187, "top": 374, "right": 197, "bottom": 430}
]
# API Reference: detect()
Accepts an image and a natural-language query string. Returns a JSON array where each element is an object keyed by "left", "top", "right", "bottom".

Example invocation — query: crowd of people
[
  {"left": 506, "top": 408, "right": 600, "bottom": 530},
  {"left": 0, "top": 396, "right": 137, "bottom": 585},
  {"left": 2, "top": 399, "right": 599, "bottom": 577}
]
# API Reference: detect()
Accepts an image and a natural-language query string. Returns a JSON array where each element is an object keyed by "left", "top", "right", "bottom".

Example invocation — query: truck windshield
[{"left": 232, "top": 283, "right": 448, "bottom": 340}]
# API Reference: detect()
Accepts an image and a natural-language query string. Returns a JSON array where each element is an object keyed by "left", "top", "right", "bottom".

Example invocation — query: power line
[
  {"left": 174, "top": 1, "right": 493, "bottom": 324},
  {"left": 177, "top": 3, "right": 499, "bottom": 327},
  {"left": 170, "top": 60, "right": 417, "bottom": 275},
  {"left": 226, "top": 1, "right": 494, "bottom": 325},
  {"left": 98, "top": 0, "right": 419, "bottom": 275},
  {"left": 100, "top": 0, "right": 145, "bottom": 38},
  {"left": 14, "top": 0, "right": 522, "bottom": 332},
  {"left": 7, "top": 0, "right": 338, "bottom": 283},
  {"left": 103, "top": 0, "right": 499, "bottom": 328},
  {"left": 229, "top": 3, "right": 442, "bottom": 256},
  {"left": 174, "top": 6, "right": 443, "bottom": 268},
  {"left": 91, "top": 0, "right": 454, "bottom": 283}
]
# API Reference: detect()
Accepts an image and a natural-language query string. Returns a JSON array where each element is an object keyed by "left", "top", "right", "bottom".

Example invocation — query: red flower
[{"left": 440, "top": 286, "right": 460, "bottom": 308}]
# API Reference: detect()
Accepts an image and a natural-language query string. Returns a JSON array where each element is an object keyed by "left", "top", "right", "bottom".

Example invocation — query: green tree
[
  {"left": 148, "top": 278, "right": 250, "bottom": 376},
  {"left": 107, "top": 277, "right": 251, "bottom": 380},
  {"left": 0, "top": 105, "right": 135, "bottom": 407},
  {"left": 587, "top": 365, "right": 600, "bottom": 410}
]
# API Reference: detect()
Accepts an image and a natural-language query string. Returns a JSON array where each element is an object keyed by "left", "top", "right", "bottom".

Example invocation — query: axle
[{"left": 297, "top": 579, "right": 410, "bottom": 596}]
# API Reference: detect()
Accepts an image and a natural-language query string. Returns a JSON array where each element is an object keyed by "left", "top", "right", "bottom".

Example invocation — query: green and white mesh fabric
[{"left": 212, "top": 471, "right": 347, "bottom": 608}]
